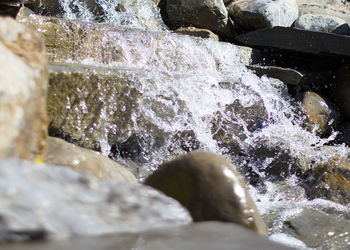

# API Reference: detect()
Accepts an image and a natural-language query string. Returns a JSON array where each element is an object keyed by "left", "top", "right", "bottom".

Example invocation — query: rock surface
[
  {"left": 145, "top": 152, "right": 268, "bottom": 236},
  {"left": 235, "top": 26, "right": 350, "bottom": 59},
  {"left": 229, "top": 0, "right": 299, "bottom": 30},
  {"left": 0, "top": 222, "right": 292, "bottom": 250},
  {"left": 0, "top": 159, "right": 191, "bottom": 239},
  {"left": 0, "top": 17, "right": 48, "bottom": 160},
  {"left": 165, "top": 0, "right": 234, "bottom": 38},
  {"left": 175, "top": 27, "right": 219, "bottom": 40},
  {"left": 294, "top": 14, "right": 350, "bottom": 35},
  {"left": 282, "top": 208, "right": 350, "bottom": 248},
  {"left": 299, "top": 91, "right": 338, "bottom": 137},
  {"left": 303, "top": 155, "right": 350, "bottom": 205},
  {"left": 45, "top": 137, "right": 137, "bottom": 182}
]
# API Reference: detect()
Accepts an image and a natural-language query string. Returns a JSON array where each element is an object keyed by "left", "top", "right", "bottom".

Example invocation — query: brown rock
[
  {"left": 0, "top": 17, "right": 48, "bottom": 160},
  {"left": 175, "top": 27, "right": 219, "bottom": 40},
  {"left": 145, "top": 152, "right": 268, "bottom": 236},
  {"left": 304, "top": 155, "right": 350, "bottom": 205},
  {"left": 45, "top": 137, "right": 137, "bottom": 182},
  {"left": 300, "top": 91, "right": 338, "bottom": 137}
]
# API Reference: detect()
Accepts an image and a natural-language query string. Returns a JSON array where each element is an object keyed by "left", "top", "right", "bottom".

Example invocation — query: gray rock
[
  {"left": 45, "top": 137, "right": 138, "bottom": 182},
  {"left": 229, "top": 0, "right": 299, "bottom": 30},
  {"left": 0, "top": 222, "right": 292, "bottom": 250},
  {"left": 0, "top": 159, "right": 191, "bottom": 240},
  {"left": 297, "top": 0, "right": 350, "bottom": 24},
  {"left": 235, "top": 27, "right": 350, "bottom": 59},
  {"left": 282, "top": 208, "right": 350, "bottom": 248},
  {"left": 246, "top": 65, "right": 304, "bottom": 86},
  {"left": 294, "top": 14, "right": 350, "bottom": 35},
  {"left": 0, "top": 17, "right": 48, "bottom": 160},
  {"left": 145, "top": 152, "right": 268, "bottom": 236},
  {"left": 165, "top": 0, "right": 235, "bottom": 38}
]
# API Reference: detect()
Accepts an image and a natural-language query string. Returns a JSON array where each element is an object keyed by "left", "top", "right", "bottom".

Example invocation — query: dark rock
[
  {"left": 299, "top": 91, "right": 339, "bottom": 137},
  {"left": 303, "top": 155, "right": 350, "bottom": 205},
  {"left": 145, "top": 152, "right": 268, "bottom": 236},
  {"left": 246, "top": 65, "right": 304, "bottom": 86},
  {"left": 235, "top": 27, "right": 350, "bottom": 59},
  {"left": 165, "top": 0, "right": 235, "bottom": 38},
  {"left": 228, "top": 0, "right": 298, "bottom": 30},
  {"left": 330, "top": 64, "right": 350, "bottom": 120},
  {"left": 282, "top": 208, "right": 350, "bottom": 248},
  {"left": 0, "top": 159, "right": 191, "bottom": 239},
  {"left": 294, "top": 14, "right": 350, "bottom": 35},
  {"left": 0, "top": 222, "right": 292, "bottom": 250}
]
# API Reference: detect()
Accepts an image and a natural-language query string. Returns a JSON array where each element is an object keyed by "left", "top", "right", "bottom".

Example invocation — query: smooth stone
[
  {"left": 299, "top": 91, "right": 339, "bottom": 137},
  {"left": 235, "top": 27, "right": 350, "bottom": 59},
  {"left": 304, "top": 155, "right": 350, "bottom": 205},
  {"left": 45, "top": 137, "right": 137, "bottom": 182},
  {"left": 246, "top": 65, "right": 304, "bottom": 86},
  {"left": 330, "top": 64, "right": 350, "bottom": 120},
  {"left": 145, "top": 152, "right": 268, "bottom": 236},
  {"left": 175, "top": 27, "right": 219, "bottom": 40},
  {"left": 282, "top": 208, "right": 350, "bottom": 248},
  {"left": 229, "top": 0, "right": 299, "bottom": 30},
  {"left": 0, "top": 222, "right": 292, "bottom": 250},
  {"left": 0, "top": 17, "right": 48, "bottom": 160},
  {"left": 0, "top": 159, "right": 191, "bottom": 240},
  {"left": 294, "top": 14, "right": 350, "bottom": 35},
  {"left": 165, "top": 0, "right": 235, "bottom": 38},
  {"left": 297, "top": 0, "right": 350, "bottom": 24}
]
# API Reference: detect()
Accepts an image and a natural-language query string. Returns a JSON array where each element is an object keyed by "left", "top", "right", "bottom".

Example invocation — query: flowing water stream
[{"left": 35, "top": 0, "right": 350, "bottom": 248}]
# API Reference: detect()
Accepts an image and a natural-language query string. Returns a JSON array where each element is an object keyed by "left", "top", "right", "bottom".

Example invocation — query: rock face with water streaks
[
  {"left": 228, "top": 0, "right": 299, "bottom": 30},
  {"left": 0, "top": 17, "right": 48, "bottom": 160},
  {"left": 45, "top": 137, "right": 137, "bottom": 182},
  {"left": 0, "top": 159, "right": 192, "bottom": 240},
  {"left": 165, "top": 0, "right": 235, "bottom": 38},
  {"left": 145, "top": 152, "right": 268, "bottom": 236}
]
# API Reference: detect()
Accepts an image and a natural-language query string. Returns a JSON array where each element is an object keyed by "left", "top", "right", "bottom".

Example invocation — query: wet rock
[
  {"left": 304, "top": 155, "right": 350, "bottom": 205},
  {"left": 0, "top": 159, "right": 192, "bottom": 239},
  {"left": 282, "top": 208, "right": 350, "bottom": 248},
  {"left": 299, "top": 91, "right": 339, "bottom": 137},
  {"left": 165, "top": 0, "right": 235, "bottom": 38},
  {"left": 297, "top": 0, "right": 350, "bottom": 24},
  {"left": 228, "top": 0, "right": 298, "bottom": 30},
  {"left": 25, "top": 0, "right": 165, "bottom": 31},
  {"left": 235, "top": 27, "right": 350, "bottom": 59},
  {"left": 0, "top": 222, "right": 292, "bottom": 250},
  {"left": 246, "top": 65, "right": 304, "bottom": 86},
  {"left": 175, "top": 27, "right": 219, "bottom": 40},
  {"left": 45, "top": 137, "right": 137, "bottom": 182},
  {"left": 145, "top": 152, "right": 268, "bottom": 236},
  {"left": 0, "top": 17, "right": 48, "bottom": 160},
  {"left": 331, "top": 64, "right": 350, "bottom": 120},
  {"left": 294, "top": 14, "right": 350, "bottom": 35}
]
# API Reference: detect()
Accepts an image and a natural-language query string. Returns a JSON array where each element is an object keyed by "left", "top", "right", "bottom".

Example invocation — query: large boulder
[
  {"left": 45, "top": 137, "right": 137, "bottom": 182},
  {"left": 294, "top": 14, "right": 350, "bottom": 35},
  {"left": 228, "top": 0, "right": 299, "bottom": 30},
  {"left": 145, "top": 152, "right": 268, "bottom": 236},
  {"left": 0, "top": 159, "right": 191, "bottom": 240},
  {"left": 0, "top": 17, "right": 48, "bottom": 160},
  {"left": 297, "top": 0, "right": 350, "bottom": 24},
  {"left": 165, "top": 0, "right": 235, "bottom": 38}
]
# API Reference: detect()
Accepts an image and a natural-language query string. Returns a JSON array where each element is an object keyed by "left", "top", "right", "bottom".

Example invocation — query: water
[{"left": 32, "top": 0, "right": 350, "bottom": 248}]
